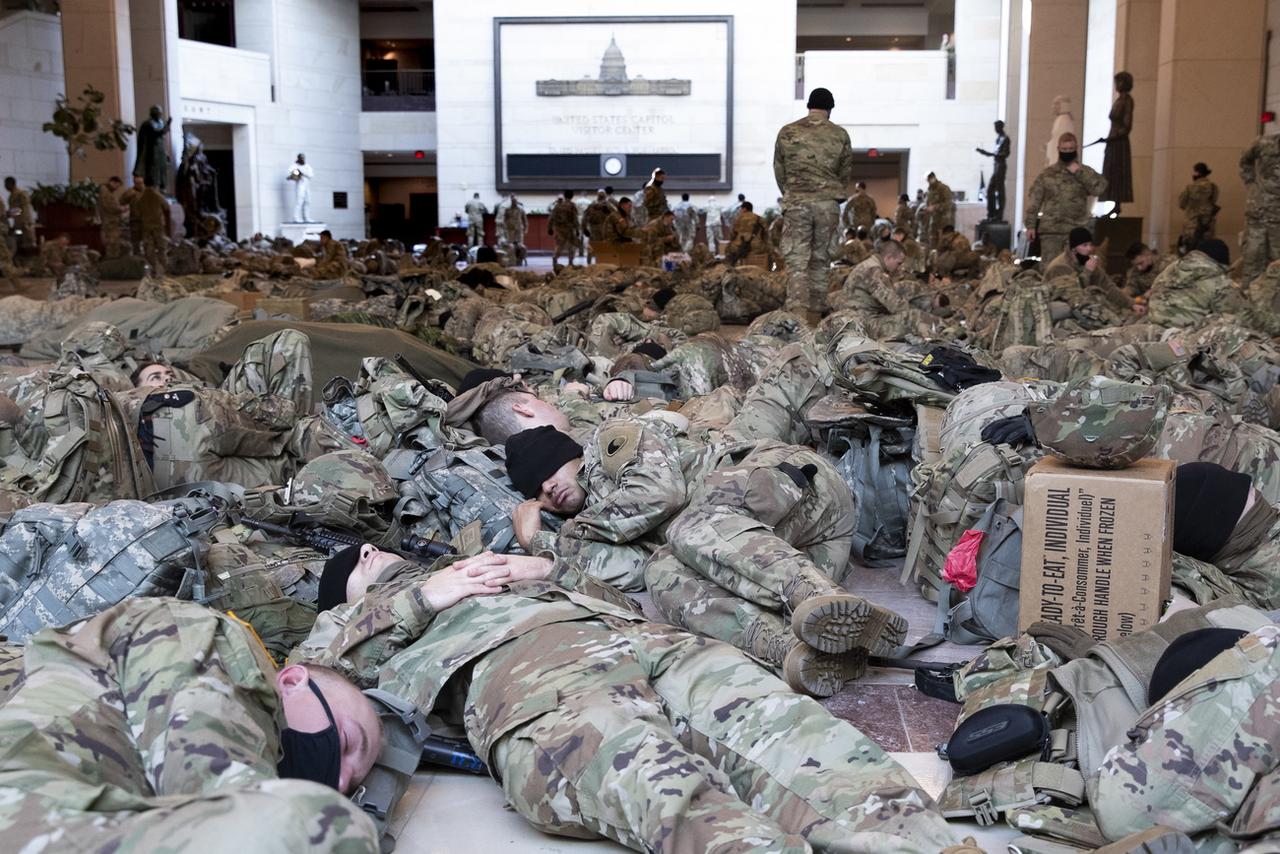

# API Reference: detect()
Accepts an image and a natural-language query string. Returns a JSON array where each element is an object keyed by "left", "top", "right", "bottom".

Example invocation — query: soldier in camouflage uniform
[
  {"left": 1241, "top": 133, "right": 1280, "bottom": 282},
  {"left": 1148, "top": 240, "right": 1280, "bottom": 335},
  {"left": 4, "top": 176, "right": 35, "bottom": 250},
  {"left": 0, "top": 597, "right": 380, "bottom": 852},
  {"left": 310, "top": 230, "right": 350, "bottom": 279},
  {"left": 1025, "top": 133, "right": 1107, "bottom": 264},
  {"left": 295, "top": 547, "right": 965, "bottom": 853},
  {"left": 724, "top": 200, "right": 769, "bottom": 264},
  {"left": 1178, "top": 161, "right": 1219, "bottom": 247},
  {"left": 640, "top": 210, "right": 680, "bottom": 267},
  {"left": 672, "top": 192, "right": 698, "bottom": 252},
  {"left": 774, "top": 88, "right": 855, "bottom": 321},
  {"left": 97, "top": 175, "right": 128, "bottom": 259},
  {"left": 503, "top": 421, "right": 907, "bottom": 697},
  {"left": 1044, "top": 227, "right": 1133, "bottom": 314},
  {"left": 933, "top": 225, "right": 980, "bottom": 279},
  {"left": 597, "top": 197, "right": 636, "bottom": 243},
  {"left": 641, "top": 168, "right": 670, "bottom": 221},
  {"left": 549, "top": 190, "right": 581, "bottom": 270},
  {"left": 1121, "top": 241, "right": 1166, "bottom": 297},
  {"left": 502, "top": 194, "right": 528, "bottom": 263},
  {"left": 842, "top": 181, "right": 878, "bottom": 235},
  {"left": 582, "top": 190, "right": 612, "bottom": 262},
  {"left": 924, "top": 173, "right": 955, "bottom": 251},
  {"left": 464, "top": 193, "right": 488, "bottom": 248},
  {"left": 831, "top": 240, "right": 937, "bottom": 340},
  {"left": 893, "top": 193, "right": 915, "bottom": 235}
]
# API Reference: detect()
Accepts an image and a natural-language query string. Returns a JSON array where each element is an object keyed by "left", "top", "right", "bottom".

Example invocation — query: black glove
[{"left": 980, "top": 411, "right": 1036, "bottom": 447}]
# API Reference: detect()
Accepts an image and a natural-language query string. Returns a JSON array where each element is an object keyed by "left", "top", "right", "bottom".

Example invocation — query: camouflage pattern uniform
[
  {"left": 934, "top": 230, "right": 980, "bottom": 278},
  {"left": 640, "top": 218, "right": 680, "bottom": 267},
  {"left": 597, "top": 208, "right": 634, "bottom": 243},
  {"left": 6, "top": 185, "right": 35, "bottom": 250},
  {"left": 311, "top": 239, "right": 351, "bottom": 279},
  {"left": 295, "top": 559, "right": 962, "bottom": 854},
  {"left": 831, "top": 254, "right": 934, "bottom": 339},
  {"left": 1178, "top": 174, "right": 1219, "bottom": 243},
  {"left": 842, "top": 189, "right": 877, "bottom": 234},
  {"left": 137, "top": 186, "right": 172, "bottom": 275},
  {"left": 1024, "top": 161, "right": 1107, "bottom": 263},
  {"left": 464, "top": 197, "right": 488, "bottom": 247},
  {"left": 97, "top": 183, "right": 128, "bottom": 259},
  {"left": 502, "top": 201, "right": 527, "bottom": 258},
  {"left": 549, "top": 197, "right": 581, "bottom": 267},
  {"left": 1241, "top": 134, "right": 1280, "bottom": 282},
  {"left": 925, "top": 178, "right": 956, "bottom": 250},
  {"left": 894, "top": 200, "right": 915, "bottom": 235},
  {"left": 1148, "top": 249, "right": 1280, "bottom": 335},
  {"left": 1044, "top": 249, "right": 1132, "bottom": 313},
  {"left": 0, "top": 597, "right": 378, "bottom": 852},
  {"left": 724, "top": 209, "right": 769, "bottom": 264},
  {"left": 672, "top": 197, "right": 698, "bottom": 252},
  {"left": 641, "top": 183, "right": 669, "bottom": 221},
  {"left": 774, "top": 111, "right": 855, "bottom": 317},
  {"left": 118, "top": 183, "right": 144, "bottom": 252},
  {"left": 1094, "top": 624, "right": 1280, "bottom": 847}
]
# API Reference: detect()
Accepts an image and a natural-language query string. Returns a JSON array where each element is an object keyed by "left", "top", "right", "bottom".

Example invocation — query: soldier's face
[
  {"left": 136, "top": 364, "right": 176, "bottom": 389},
  {"left": 345, "top": 545, "right": 400, "bottom": 602},
  {"left": 276, "top": 665, "right": 382, "bottom": 795},
  {"left": 883, "top": 252, "right": 904, "bottom": 273},
  {"left": 539, "top": 458, "right": 586, "bottom": 515}
]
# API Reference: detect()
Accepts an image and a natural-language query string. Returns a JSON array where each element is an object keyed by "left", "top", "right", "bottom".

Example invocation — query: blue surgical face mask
[{"left": 277, "top": 679, "right": 341, "bottom": 790}]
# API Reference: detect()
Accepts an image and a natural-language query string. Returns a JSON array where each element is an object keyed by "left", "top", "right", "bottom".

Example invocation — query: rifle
[
  {"left": 422, "top": 734, "right": 487, "bottom": 774},
  {"left": 551, "top": 280, "right": 633, "bottom": 324},
  {"left": 393, "top": 352, "right": 455, "bottom": 402},
  {"left": 241, "top": 514, "right": 455, "bottom": 560}
]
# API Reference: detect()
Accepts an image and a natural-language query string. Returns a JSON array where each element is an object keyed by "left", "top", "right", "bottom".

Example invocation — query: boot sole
[
  {"left": 791, "top": 594, "right": 908, "bottom": 654},
  {"left": 785, "top": 646, "right": 867, "bottom": 697}
]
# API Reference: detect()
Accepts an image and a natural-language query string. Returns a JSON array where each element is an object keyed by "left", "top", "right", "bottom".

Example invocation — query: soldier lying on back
[{"left": 292, "top": 543, "right": 971, "bottom": 854}]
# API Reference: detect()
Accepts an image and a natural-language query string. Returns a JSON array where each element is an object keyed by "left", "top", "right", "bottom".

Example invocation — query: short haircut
[
  {"left": 880, "top": 239, "right": 905, "bottom": 259},
  {"left": 738, "top": 193, "right": 745, "bottom": 201},
  {"left": 927, "top": 172, "right": 936, "bottom": 180},
  {"left": 564, "top": 189, "right": 575, "bottom": 199},
  {"left": 320, "top": 229, "right": 333, "bottom": 238},
  {"left": 741, "top": 201, "right": 753, "bottom": 212},
  {"left": 1125, "top": 241, "right": 1151, "bottom": 261},
  {"left": 476, "top": 389, "right": 534, "bottom": 445},
  {"left": 604, "top": 186, "right": 614, "bottom": 194},
  {"left": 856, "top": 181, "right": 867, "bottom": 190},
  {"left": 681, "top": 193, "right": 689, "bottom": 201},
  {"left": 130, "top": 362, "right": 162, "bottom": 386},
  {"left": 618, "top": 196, "right": 632, "bottom": 207},
  {"left": 1058, "top": 132, "right": 1078, "bottom": 147}
]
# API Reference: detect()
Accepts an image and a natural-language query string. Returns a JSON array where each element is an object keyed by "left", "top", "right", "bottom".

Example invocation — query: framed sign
[{"left": 493, "top": 15, "right": 734, "bottom": 191}]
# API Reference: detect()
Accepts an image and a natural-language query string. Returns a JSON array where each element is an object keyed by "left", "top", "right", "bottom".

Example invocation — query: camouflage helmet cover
[
  {"left": 1028, "top": 376, "right": 1171, "bottom": 469},
  {"left": 61, "top": 321, "right": 127, "bottom": 362},
  {"left": 292, "top": 450, "right": 397, "bottom": 506}
]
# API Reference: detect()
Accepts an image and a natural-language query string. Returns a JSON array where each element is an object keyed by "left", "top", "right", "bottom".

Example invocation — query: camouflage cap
[
  {"left": 61, "top": 321, "right": 127, "bottom": 362},
  {"left": 1028, "top": 376, "right": 1171, "bottom": 469},
  {"left": 292, "top": 450, "right": 397, "bottom": 506}
]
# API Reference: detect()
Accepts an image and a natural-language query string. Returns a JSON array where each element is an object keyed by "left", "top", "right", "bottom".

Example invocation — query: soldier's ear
[{"left": 277, "top": 663, "right": 309, "bottom": 695}]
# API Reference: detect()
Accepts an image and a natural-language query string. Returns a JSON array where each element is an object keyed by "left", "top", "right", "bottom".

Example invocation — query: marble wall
[{"left": 0, "top": 10, "right": 67, "bottom": 189}]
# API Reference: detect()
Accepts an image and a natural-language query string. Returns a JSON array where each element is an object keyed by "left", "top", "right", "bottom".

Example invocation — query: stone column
[
  {"left": 1114, "top": 0, "right": 1160, "bottom": 228},
  {"left": 1149, "top": 0, "right": 1266, "bottom": 252},
  {"left": 130, "top": 0, "right": 182, "bottom": 192},
  {"left": 1020, "top": 0, "right": 1088, "bottom": 233},
  {"left": 59, "top": 0, "right": 136, "bottom": 182}
]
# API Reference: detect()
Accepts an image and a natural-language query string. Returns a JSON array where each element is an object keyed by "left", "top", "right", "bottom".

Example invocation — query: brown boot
[
  {"left": 783, "top": 570, "right": 908, "bottom": 654},
  {"left": 782, "top": 644, "right": 867, "bottom": 697}
]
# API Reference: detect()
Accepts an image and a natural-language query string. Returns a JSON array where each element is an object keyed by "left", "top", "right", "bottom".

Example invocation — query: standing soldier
[
  {"left": 924, "top": 172, "right": 956, "bottom": 251},
  {"left": 464, "top": 192, "right": 488, "bottom": 248},
  {"left": 549, "top": 190, "right": 580, "bottom": 270},
  {"left": 1241, "top": 135, "right": 1280, "bottom": 282},
  {"left": 503, "top": 194, "right": 528, "bottom": 265},
  {"left": 893, "top": 193, "right": 915, "bottom": 235},
  {"left": 702, "top": 195, "right": 723, "bottom": 250},
  {"left": 583, "top": 189, "right": 613, "bottom": 263},
  {"left": 641, "top": 167, "right": 670, "bottom": 221},
  {"left": 137, "top": 184, "right": 172, "bottom": 275},
  {"left": 97, "top": 175, "right": 127, "bottom": 259},
  {"left": 1178, "top": 162, "right": 1219, "bottom": 249},
  {"left": 119, "top": 175, "right": 146, "bottom": 255},
  {"left": 1024, "top": 132, "right": 1106, "bottom": 263},
  {"left": 4, "top": 176, "right": 35, "bottom": 250},
  {"left": 773, "top": 87, "right": 855, "bottom": 321},
  {"left": 844, "top": 181, "right": 878, "bottom": 234},
  {"left": 672, "top": 192, "right": 697, "bottom": 252}
]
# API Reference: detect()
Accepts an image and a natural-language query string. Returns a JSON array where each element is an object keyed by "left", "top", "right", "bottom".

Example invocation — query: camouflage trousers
[
  {"left": 781, "top": 199, "right": 840, "bottom": 315},
  {"left": 553, "top": 232, "right": 579, "bottom": 265},
  {"left": 0, "top": 642, "right": 23, "bottom": 705},
  {"left": 480, "top": 620, "right": 959, "bottom": 854},
  {"left": 646, "top": 443, "right": 856, "bottom": 669},
  {"left": 1242, "top": 217, "right": 1280, "bottom": 283},
  {"left": 1037, "top": 232, "right": 1070, "bottom": 267},
  {"left": 0, "top": 598, "right": 378, "bottom": 853},
  {"left": 141, "top": 228, "right": 167, "bottom": 276},
  {"left": 467, "top": 220, "right": 483, "bottom": 247}
]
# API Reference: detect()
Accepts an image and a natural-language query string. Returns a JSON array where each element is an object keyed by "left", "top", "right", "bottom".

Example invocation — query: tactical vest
[
  {"left": 383, "top": 445, "right": 561, "bottom": 555},
  {"left": 0, "top": 496, "right": 224, "bottom": 641}
]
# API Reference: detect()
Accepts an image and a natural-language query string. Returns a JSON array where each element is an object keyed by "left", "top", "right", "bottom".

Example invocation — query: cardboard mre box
[{"left": 1018, "top": 457, "right": 1174, "bottom": 640}]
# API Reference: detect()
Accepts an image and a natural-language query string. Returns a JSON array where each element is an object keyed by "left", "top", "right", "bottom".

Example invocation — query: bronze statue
[
  {"left": 1100, "top": 71, "right": 1134, "bottom": 210},
  {"left": 133, "top": 105, "right": 172, "bottom": 189},
  {"left": 976, "top": 119, "right": 1011, "bottom": 221},
  {"left": 175, "top": 132, "right": 225, "bottom": 240}
]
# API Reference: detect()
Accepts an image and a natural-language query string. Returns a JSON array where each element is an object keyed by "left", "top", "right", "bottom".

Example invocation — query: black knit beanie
[
  {"left": 505, "top": 426, "right": 584, "bottom": 499},
  {"left": 1173, "top": 462, "right": 1252, "bottom": 561}
]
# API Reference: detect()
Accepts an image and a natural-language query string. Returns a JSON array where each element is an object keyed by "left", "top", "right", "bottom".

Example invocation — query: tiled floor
[{"left": 392, "top": 558, "right": 1019, "bottom": 852}]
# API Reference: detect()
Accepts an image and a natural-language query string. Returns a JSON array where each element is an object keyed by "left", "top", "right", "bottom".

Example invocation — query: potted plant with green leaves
[{"left": 35, "top": 85, "right": 135, "bottom": 249}]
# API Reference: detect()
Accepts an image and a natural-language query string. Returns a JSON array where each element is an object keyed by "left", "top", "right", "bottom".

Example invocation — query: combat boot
[
  {"left": 744, "top": 621, "right": 866, "bottom": 698},
  {"left": 783, "top": 567, "right": 908, "bottom": 655}
]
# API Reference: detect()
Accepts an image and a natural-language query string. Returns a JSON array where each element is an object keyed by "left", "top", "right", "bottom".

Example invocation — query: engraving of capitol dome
[
  {"left": 536, "top": 37, "right": 691, "bottom": 97},
  {"left": 599, "top": 36, "right": 627, "bottom": 81}
]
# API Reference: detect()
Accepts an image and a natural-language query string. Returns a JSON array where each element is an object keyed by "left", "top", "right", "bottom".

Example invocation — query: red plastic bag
[{"left": 942, "top": 529, "right": 984, "bottom": 593}]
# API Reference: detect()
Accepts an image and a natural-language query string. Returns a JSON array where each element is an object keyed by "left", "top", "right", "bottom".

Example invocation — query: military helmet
[
  {"left": 61, "top": 321, "right": 127, "bottom": 362},
  {"left": 292, "top": 450, "right": 397, "bottom": 507},
  {"left": 1027, "top": 376, "right": 1171, "bottom": 469}
]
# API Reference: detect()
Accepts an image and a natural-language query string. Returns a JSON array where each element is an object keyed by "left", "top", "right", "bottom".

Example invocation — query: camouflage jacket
[
  {"left": 894, "top": 202, "right": 915, "bottom": 233},
  {"left": 598, "top": 209, "right": 634, "bottom": 242},
  {"left": 1044, "top": 249, "right": 1132, "bottom": 313},
  {"left": 1240, "top": 134, "right": 1280, "bottom": 221},
  {"left": 549, "top": 199, "right": 580, "bottom": 237},
  {"left": 292, "top": 558, "right": 642, "bottom": 760},
  {"left": 843, "top": 192, "right": 877, "bottom": 230},
  {"left": 833, "top": 255, "right": 933, "bottom": 338},
  {"left": 773, "top": 111, "right": 855, "bottom": 202},
  {"left": 641, "top": 184, "right": 669, "bottom": 219},
  {"left": 926, "top": 181, "right": 955, "bottom": 225},
  {"left": 1148, "top": 250, "right": 1280, "bottom": 335},
  {"left": 1178, "top": 176, "right": 1219, "bottom": 223},
  {"left": 527, "top": 418, "right": 740, "bottom": 591},
  {"left": 464, "top": 199, "right": 488, "bottom": 224},
  {"left": 727, "top": 211, "right": 768, "bottom": 253},
  {"left": 502, "top": 203, "right": 528, "bottom": 236},
  {"left": 1024, "top": 161, "right": 1107, "bottom": 233}
]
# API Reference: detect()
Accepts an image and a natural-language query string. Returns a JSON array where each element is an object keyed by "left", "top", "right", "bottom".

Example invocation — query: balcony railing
[{"left": 362, "top": 69, "right": 435, "bottom": 112}]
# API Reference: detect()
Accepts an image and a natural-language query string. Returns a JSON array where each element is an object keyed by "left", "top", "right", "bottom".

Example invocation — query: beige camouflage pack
[{"left": 1028, "top": 376, "right": 1171, "bottom": 469}]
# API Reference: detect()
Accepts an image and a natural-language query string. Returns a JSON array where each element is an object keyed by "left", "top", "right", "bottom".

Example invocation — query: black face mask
[
  {"left": 1074, "top": 252, "right": 1090, "bottom": 266},
  {"left": 277, "top": 679, "right": 342, "bottom": 790},
  {"left": 1059, "top": 150, "right": 1078, "bottom": 163}
]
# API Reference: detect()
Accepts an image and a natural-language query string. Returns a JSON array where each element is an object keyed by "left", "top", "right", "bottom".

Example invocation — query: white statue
[{"left": 287, "top": 153, "right": 314, "bottom": 222}]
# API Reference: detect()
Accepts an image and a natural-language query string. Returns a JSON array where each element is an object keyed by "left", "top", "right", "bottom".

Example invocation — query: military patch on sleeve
[{"left": 599, "top": 422, "right": 642, "bottom": 480}]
